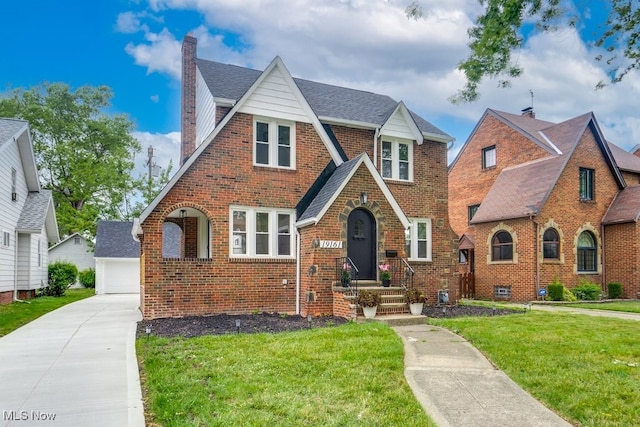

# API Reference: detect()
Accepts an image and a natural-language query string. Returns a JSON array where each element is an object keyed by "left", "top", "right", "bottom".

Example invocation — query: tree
[
  {"left": 406, "top": 1, "right": 640, "bottom": 103},
  {"left": 0, "top": 83, "right": 141, "bottom": 237}
]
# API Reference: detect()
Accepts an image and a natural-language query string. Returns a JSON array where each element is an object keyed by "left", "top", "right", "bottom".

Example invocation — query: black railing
[
  {"left": 382, "top": 258, "right": 414, "bottom": 288},
  {"left": 336, "top": 257, "right": 359, "bottom": 293}
]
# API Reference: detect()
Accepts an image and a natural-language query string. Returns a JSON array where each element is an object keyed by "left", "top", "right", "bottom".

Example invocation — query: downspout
[
  {"left": 295, "top": 229, "right": 301, "bottom": 315},
  {"left": 13, "top": 230, "right": 26, "bottom": 303},
  {"left": 532, "top": 216, "right": 540, "bottom": 300},
  {"left": 373, "top": 127, "right": 380, "bottom": 166},
  {"left": 601, "top": 223, "right": 606, "bottom": 292}
]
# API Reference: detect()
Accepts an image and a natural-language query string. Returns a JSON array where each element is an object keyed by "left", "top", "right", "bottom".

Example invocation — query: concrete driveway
[{"left": 0, "top": 294, "right": 144, "bottom": 427}]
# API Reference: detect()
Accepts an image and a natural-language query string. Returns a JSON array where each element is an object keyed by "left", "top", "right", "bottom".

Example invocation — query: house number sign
[{"left": 319, "top": 240, "right": 343, "bottom": 249}]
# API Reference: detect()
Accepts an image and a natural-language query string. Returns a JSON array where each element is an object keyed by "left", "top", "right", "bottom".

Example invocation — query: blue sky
[{"left": 2, "top": 1, "right": 638, "bottom": 178}]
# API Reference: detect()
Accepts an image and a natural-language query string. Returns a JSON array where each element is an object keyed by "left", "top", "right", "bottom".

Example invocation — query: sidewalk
[
  {"left": 0, "top": 294, "right": 144, "bottom": 427},
  {"left": 393, "top": 324, "right": 572, "bottom": 427}
]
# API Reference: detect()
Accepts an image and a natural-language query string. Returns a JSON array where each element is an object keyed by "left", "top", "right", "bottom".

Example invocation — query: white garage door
[{"left": 95, "top": 258, "right": 140, "bottom": 294}]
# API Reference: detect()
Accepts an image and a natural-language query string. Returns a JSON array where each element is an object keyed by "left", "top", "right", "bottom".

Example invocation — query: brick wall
[
  {"left": 448, "top": 114, "right": 550, "bottom": 237},
  {"left": 604, "top": 223, "right": 640, "bottom": 299}
]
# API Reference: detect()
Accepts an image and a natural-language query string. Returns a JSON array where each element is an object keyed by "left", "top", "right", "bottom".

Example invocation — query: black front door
[{"left": 347, "top": 208, "right": 376, "bottom": 280}]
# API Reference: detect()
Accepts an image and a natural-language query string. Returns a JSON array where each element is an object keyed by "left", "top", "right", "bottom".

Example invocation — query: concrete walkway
[
  {"left": 392, "top": 305, "right": 640, "bottom": 427},
  {"left": 0, "top": 294, "right": 144, "bottom": 427}
]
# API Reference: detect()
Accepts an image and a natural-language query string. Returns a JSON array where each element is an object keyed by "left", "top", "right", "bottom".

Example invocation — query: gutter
[
  {"left": 373, "top": 127, "right": 380, "bottom": 167},
  {"left": 13, "top": 230, "right": 27, "bottom": 303},
  {"left": 295, "top": 229, "right": 301, "bottom": 315}
]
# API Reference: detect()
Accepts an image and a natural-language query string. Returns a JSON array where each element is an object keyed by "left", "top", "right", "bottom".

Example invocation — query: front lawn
[
  {"left": 432, "top": 311, "right": 640, "bottom": 426},
  {"left": 564, "top": 301, "right": 640, "bottom": 313},
  {"left": 0, "top": 288, "right": 94, "bottom": 337},
  {"left": 137, "top": 322, "right": 435, "bottom": 427}
]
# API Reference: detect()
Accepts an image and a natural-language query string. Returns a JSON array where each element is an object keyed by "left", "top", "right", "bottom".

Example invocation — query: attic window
[
  {"left": 2, "top": 231, "right": 9, "bottom": 247},
  {"left": 254, "top": 118, "right": 295, "bottom": 169},
  {"left": 482, "top": 146, "right": 496, "bottom": 169},
  {"left": 11, "top": 168, "right": 17, "bottom": 202},
  {"left": 74, "top": 236, "right": 81, "bottom": 245},
  {"left": 381, "top": 139, "right": 412, "bottom": 181},
  {"left": 579, "top": 168, "right": 594, "bottom": 201}
]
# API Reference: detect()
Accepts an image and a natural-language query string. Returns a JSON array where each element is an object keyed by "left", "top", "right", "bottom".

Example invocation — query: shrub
[
  {"left": 405, "top": 288, "right": 426, "bottom": 304},
  {"left": 46, "top": 261, "right": 78, "bottom": 297},
  {"left": 78, "top": 268, "right": 96, "bottom": 288},
  {"left": 548, "top": 279, "right": 564, "bottom": 301},
  {"left": 607, "top": 282, "right": 623, "bottom": 299},
  {"left": 357, "top": 290, "right": 382, "bottom": 307},
  {"left": 572, "top": 282, "right": 602, "bottom": 301}
]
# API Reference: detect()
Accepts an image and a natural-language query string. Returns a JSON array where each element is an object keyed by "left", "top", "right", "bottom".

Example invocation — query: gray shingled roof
[
  {"left": 298, "top": 154, "right": 364, "bottom": 222},
  {"left": 0, "top": 118, "right": 27, "bottom": 149},
  {"left": 603, "top": 185, "right": 640, "bottom": 224},
  {"left": 16, "top": 190, "right": 53, "bottom": 231},
  {"left": 94, "top": 221, "right": 140, "bottom": 258},
  {"left": 196, "top": 58, "right": 450, "bottom": 138},
  {"left": 609, "top": 141, "right": 640, "bottom": 173}
]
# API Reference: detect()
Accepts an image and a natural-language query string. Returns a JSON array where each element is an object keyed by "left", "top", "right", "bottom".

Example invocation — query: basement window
[{"left": 494, "top": 285, "right": 511, "bottom": 299}]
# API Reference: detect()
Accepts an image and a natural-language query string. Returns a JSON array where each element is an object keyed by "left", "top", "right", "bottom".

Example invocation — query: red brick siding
[
  {"left": 604, "top": 223, "right": 640, "bottom": 299},
  {"left": 449, "top": 115, "right": 550, "bottom": 237}
]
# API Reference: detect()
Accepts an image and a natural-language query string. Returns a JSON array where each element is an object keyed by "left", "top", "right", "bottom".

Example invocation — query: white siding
[
  {"left": 381, "top": 109, "right": 416, "bottom": 140},
  {"left": 95, "top": 258, "right": 140, "bottom": 294},
  {"left": 49, "top": 236, "right": 95, "bottom": 271},
  {"left": 16, "top": 233, "right": 29, "bottom": 289},
  {"left": 239, "top": 67, "right": 311, "bottom": 123},
  {"left": 0, "top": 138, "right": 28, "bottom": 292},
  {"left": 195, "top": 69, "right": 216, "bottom": 147}
]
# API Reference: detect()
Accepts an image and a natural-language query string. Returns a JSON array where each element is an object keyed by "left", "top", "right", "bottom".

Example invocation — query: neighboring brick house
[
  {"left": 132, "top": 35, "right": 458, "bottom": 320},
  {"left": 0, "top": 118, "right": 59, "bottom": 304},
  {"left": 449, "top": 108, "right": 640, "bottom": 301}
]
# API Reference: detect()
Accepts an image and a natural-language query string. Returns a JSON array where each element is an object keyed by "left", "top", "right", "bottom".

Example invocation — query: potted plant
[
  {"left": 405, "top": 288, "right": 426, "bottom": 315},
  {"left": 357, "top": 289, "right": 382, "bottom": 318},
  {"left": 341, "top": 263, "right": 351, "bottom": 287},
  {"left": 378, "top": 263, "right": 391, "bottom": 287}
]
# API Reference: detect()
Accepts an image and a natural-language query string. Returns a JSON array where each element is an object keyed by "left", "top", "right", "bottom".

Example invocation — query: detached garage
[{"left": 94, "top": 221, "right": 140, "bottom": 294}]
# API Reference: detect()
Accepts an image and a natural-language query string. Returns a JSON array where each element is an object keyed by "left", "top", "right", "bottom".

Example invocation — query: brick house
[
  {"left": 132, "top": 36, "right": 458, "bottom": 320},
  {"left": 449, "top": 108, "right": 640, "bottom": 301}
]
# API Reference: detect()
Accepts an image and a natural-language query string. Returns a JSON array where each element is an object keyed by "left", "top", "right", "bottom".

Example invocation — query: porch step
[
  {"left": 343, "top": 285, "right": 412, "bottom": 317},
  {"left": 357, "top": 314, "right": 428, "bottom": 326}
]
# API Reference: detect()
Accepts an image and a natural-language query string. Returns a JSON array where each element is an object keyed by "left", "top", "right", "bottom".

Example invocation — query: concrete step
[{"left": 357, "top": 313, "right": 428, "bottom": 326}]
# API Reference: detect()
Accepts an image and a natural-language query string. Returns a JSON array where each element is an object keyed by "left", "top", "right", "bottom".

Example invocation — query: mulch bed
[{"left": 137, "top": 305, "right": 519, "bottom": 338}]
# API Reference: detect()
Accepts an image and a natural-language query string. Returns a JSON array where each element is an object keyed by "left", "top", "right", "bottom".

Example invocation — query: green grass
[
  {"left": 564, "top": 301, "right": 640, "bottom": 313},
  {"left": 0, "top": 288, "right": 94, "bottom": 337},
  {"left": 431, "top": 312, "right": 640, "bottom": 426},
  {"left": 137, "top": 322, "right": 435, "bottom": 427}
]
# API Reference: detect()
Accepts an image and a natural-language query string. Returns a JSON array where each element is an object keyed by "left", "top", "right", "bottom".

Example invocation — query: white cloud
[
  {"left": 122, "top": 0, "right": 640, "bottom": 160},
  {"left": 150, "top": 94, "right": 160, "bottom": 103}
]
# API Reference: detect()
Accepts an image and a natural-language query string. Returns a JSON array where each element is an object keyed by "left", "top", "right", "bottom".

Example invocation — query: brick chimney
[
  {"left": 181, "top": 35, "right": 197, "bottom": 166},
  {"left": 521, "top": 106, "right": 535, "bottom": 118}
]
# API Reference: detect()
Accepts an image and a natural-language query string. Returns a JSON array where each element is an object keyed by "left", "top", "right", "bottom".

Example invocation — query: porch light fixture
[
  {"left": 235, "top": 319, "right": 241, "bottom": 334},
  {"left": 360, "top": 192, "right": 368, "bottom": 204},
  {"left": 180, "top": 209, "right": 187, "bottom": 218}
]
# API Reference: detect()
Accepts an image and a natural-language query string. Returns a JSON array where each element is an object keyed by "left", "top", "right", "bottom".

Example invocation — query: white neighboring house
[
  {"left": 48, "top": 232, "right": 95, "bottom": 275},
  {"left": 0, "top": 118, "right": 59, "bottom": 304},
  {"left": 94, "top": 220, "right": 140, "bottom": 294}
]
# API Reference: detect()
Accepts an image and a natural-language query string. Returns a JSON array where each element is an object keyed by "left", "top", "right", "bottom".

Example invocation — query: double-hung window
[
  {"left": 381, "top": 139, "right": 412, "bottom": 181},
  {"left": 254, "top": 118, "right": 295, "bottom": 169},
  {"left": 405, "top": 219, "right": 432, "bottom": 261},
  {"left": 577, "top": 231, "right": 597, "bottom": 272},
  {"left": 579, "top": 168, "right": 594, "bottom": 200},
  {"left": 231, "top": 207, "right": 295, "bottom": 257}
]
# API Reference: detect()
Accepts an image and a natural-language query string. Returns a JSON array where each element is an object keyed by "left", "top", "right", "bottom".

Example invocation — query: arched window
[
  {"left": 542, "top": 228, "right": 560, "bottom": 260},
  {"left": 492, "top": 231, "right": 513, "bottom": 261},
  {"left": 577, "top": 231, "right": 596, "bottom": 272}
]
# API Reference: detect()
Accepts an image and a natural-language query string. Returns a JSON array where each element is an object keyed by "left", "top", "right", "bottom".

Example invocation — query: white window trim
[
  {"left": 381, "top": 138, "right": 413, "bottom": 182},
  {"left": 253, "top": 117, "right": 296, "bottom": 170},
  {"left": 406, "top": 218, "right": 432, "bottom": 261},
  {"left": 229, "top": 206, "right": 296, "bottom": 258}
]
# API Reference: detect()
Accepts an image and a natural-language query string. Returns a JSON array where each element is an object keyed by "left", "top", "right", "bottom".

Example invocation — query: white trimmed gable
[
  {"left": 379, "top": 102, "right": 423, "bottom": 144},
  {"left": 238, "top": 64, "right": 312, "bottom": 124}
]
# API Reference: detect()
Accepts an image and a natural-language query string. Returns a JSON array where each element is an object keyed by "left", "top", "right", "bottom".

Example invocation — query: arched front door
[{"left": 347, "top": 208, "right": 376, "bottom": 280}]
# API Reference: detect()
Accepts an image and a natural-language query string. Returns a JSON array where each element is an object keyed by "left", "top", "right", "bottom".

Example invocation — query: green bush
[
  {"left": 607, "top": 282, "right": 623, "bottom": 299},
  {"left": 78, "top": 268, "right": 96, "bottom": 288},
  {"left": 572, "top": 282, "right": 602, "bottom": 301},
  {"left": 46, "top": 261, "right": 78, "bottom": 297},
  {"left": 548, "top": 281, "right": 564, "bottom": 301}
]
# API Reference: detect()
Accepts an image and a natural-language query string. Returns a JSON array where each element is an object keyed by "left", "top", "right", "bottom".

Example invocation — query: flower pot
[
  {"left": 341, "top": 277, "right": 350, "bottom": 287},
  {"left": 409, "top": 302, "right": 424, "bottom": 316},
  {"left": 362, "top": 306, "right": 377, "bottom": 319},
  {"left": 382, "top": 278, "right": 391, "bottom": 287}
]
